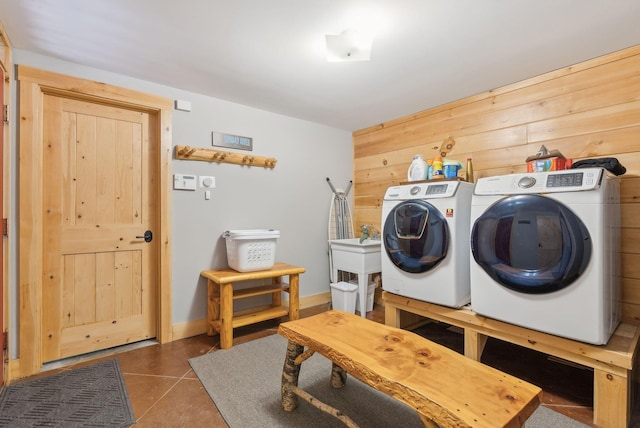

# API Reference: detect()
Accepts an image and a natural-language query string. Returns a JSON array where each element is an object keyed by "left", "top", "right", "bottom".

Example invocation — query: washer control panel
[{"left": 384, "top": 181, "right": 461, "bottom": 200}]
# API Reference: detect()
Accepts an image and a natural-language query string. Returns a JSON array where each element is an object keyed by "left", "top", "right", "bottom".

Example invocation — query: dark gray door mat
[{"left": 0, "top": 359, "right": 135, "bottom": 427}]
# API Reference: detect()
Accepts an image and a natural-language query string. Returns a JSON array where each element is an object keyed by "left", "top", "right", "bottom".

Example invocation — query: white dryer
[
  {"left": 469, "top": 168, "right": 621, "bottom": 344},
  {"left": 381, "top": 181, "right": 474, "bottom": 307}
]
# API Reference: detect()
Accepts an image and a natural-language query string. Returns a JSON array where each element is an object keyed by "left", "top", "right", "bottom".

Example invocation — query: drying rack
[{"left": 327, "top": 178, "right": 354, "bottom": 284}]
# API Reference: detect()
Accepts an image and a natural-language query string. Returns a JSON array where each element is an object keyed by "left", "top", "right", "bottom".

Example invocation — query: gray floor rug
[
  {"left": 0, "top": 359, "right": 135, "bottom": 428},
  {"left": 189, "top": 333, "right": 589, "bottom": 428}
]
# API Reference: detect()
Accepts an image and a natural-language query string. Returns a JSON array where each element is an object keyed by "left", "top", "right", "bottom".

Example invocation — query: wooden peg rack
[{"left": 175, "top": 145, "right": 277, "bottom": 168}]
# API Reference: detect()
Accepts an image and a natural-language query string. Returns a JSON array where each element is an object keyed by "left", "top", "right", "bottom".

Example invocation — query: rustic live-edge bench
[
  {"left": 382, "top": 291, "right": 640, "bottom": 428},
  {"left": 278, "top": 310, "right": 542, "bottom": 428}
]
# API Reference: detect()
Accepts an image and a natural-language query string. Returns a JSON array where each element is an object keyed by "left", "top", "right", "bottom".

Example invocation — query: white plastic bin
[
  {"left": 223, "top": 229, "right": 279, "bottom": 272},
  {"left": 330, "top": 281, "right": 358, "bottom": 313},
  {"left": 353, "top": 280, "right": 376, "bottom": 313}
]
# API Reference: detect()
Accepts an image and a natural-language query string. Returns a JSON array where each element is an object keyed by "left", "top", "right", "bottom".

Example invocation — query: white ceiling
[{"left": 1, "top": 1, "right": 639, "bottom": 131}]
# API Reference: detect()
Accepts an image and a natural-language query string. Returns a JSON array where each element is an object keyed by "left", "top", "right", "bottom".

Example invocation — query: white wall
[{"left": 8, "top": 49, "right": 353, "bottom": 356}]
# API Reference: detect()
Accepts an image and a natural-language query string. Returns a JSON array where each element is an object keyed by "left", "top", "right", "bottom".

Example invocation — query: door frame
[
  {"left": 0, "top": 20, "right": 11, "bottom": 388},
  {"left": 17, "top": 65, "right": 173, "bottom": 378},
  {"left": 0, "top": 51, "right": 5, "bottom": 388}
]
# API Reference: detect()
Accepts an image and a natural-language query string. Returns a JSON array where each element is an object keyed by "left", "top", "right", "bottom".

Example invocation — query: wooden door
[
  {"left": 0, "top": 64, "right": 4, "bottom": 384},
  {"left": 41, "top": 95, "right": 157, "bottom": 362}
]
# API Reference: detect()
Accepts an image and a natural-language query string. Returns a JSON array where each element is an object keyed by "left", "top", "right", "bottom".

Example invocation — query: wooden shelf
[
  {"left": 175, "top": 144, "right": 277, "bottom": 168},
  {"left": 231, "top": 306, "right": 289, "bottom": 328},
  {"left": 382, "top": 291, "right": 640, "bottom": 428},
  {"left": 210, "top": 305, "right": 290, "bottom": 331},
  {"left": 231, "top": 284, "right": 289, "bottom": 300}
]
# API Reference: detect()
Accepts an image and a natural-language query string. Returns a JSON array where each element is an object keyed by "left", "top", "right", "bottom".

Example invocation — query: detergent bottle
[
  {"left": 407, "top": 155, "right": 428, "bottom": 181},
  {"left": 432, "top": 156, "right": 444, "bottom": 178}
]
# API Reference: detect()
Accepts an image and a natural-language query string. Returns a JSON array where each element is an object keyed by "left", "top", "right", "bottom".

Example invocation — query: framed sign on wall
[{"left": 212, "top": 131, "right": 253, "bottom": 151}]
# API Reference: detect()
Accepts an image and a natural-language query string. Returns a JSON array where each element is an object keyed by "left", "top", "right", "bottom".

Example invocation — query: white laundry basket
[{"left": 223, "top": 229, "right": 279, "bottom": 272}]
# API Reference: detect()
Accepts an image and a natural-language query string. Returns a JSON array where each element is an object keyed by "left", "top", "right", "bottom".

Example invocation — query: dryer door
[
  {"left": 471, "top": 194, "right": 591, "bottom": 294},
  {"left": 383, "top": 200, "right": 449, "bottom": 273}
]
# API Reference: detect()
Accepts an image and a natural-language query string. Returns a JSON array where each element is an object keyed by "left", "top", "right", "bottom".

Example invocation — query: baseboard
[
  {"left": 172, "top": 318, "right": 208, "bottom": 341},
  {"left": 300, "top": 291, "right": 331, "bottom": 309},
  {"left": 6, "top": 358, "right": 21, "bottom": 384},
  {"left": 171, "top": 291, "right": 332, "bottom": 341}
]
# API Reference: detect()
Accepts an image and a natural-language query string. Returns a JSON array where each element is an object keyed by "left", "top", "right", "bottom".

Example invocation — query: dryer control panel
[
  {"left": 474, "top": 168, "right": 604, "bottom": 195},
  {"left": 545, "top": 172, "right": 586, "bottom": 187}
]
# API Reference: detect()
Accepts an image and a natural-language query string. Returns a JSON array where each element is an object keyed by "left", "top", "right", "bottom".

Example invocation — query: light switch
[
  {"left": 173, "top": 174, "right": 197, "bottom": 190},
  {"left": 199, "top": 176, "right": 215, "bottom": 188}
]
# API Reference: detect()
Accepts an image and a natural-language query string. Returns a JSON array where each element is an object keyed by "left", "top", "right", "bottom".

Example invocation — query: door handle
[{"left": 136, "top": 230, "right": 153, "bottom": 243}]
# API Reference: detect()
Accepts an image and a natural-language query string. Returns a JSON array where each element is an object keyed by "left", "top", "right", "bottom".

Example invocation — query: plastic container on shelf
[
  {"left": 330, "top": 281, "right": 358, "bottom": 313},
  {"left": 431, "top": 156, "right": 444, "bottom": 178},
  {"left": 426, "top": 159, "right": 433, "bottom": 180},
  {"left": 223, "top": 229, "right": 279, "bottom": 272},
  {"left": 443, "top": 159, "right": 463, "bottom": 179},
  {"left": 407, "top": 155, "right": 428, "bottom": 181},
  {"left": 466, "top": 158, "right": 474, "bottom": 183}
]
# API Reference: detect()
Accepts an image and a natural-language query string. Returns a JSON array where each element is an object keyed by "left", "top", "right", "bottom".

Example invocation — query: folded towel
[{"left": 570, "top": 157, "right": 626, "bottom": 176}]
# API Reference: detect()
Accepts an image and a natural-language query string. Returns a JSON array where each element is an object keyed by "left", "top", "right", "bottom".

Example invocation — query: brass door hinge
[
  {"left": 3, "top": 104, "right": 8, "bottom": 124},
  {"left": 2, "top": 332, "right": 6, "bottom": 351},
  {"left": 2, "top": 218, "right": 7, "bottom": 236}
]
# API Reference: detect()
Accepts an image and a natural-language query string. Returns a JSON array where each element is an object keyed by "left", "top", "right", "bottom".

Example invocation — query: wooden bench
[
  {"left": 382, "top": 291, "right": 640, "bottom": 428},
  {"left": 201, "top": 262, "right": 305, "bottom": 349},
  {"left": 278, "top": 310, "right": 542, "bottom": 427}
]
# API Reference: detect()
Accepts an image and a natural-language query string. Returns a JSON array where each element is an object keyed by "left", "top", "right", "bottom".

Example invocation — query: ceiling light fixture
[{"left": 325, "top": 29, "right": 372, "bottom": 62}]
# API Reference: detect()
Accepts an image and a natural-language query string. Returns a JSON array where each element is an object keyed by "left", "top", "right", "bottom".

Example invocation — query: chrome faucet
[{"left": 359, "top": 224, "right": 380, "bottom": 243}]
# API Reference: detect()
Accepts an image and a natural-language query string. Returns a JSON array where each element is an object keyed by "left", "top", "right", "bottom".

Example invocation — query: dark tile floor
[{"left": 16, "top": 303, "right": 640, "bottom": 427}]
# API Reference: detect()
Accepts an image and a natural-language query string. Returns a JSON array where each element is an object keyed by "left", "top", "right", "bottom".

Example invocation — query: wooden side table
[{"left": 200, "top": 262, "right": 305, "bottom": 349}]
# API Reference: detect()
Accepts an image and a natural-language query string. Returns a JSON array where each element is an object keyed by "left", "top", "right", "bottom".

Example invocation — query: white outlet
[{"left": 199, "top": 176, "right": 215, "bottom": 188}]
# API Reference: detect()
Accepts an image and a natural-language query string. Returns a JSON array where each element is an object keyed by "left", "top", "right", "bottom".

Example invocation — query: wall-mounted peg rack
[{"left": 175, "top": 145, "right": 277, "bottom": 168}]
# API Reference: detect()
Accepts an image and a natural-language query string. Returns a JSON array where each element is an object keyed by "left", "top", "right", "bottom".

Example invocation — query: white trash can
[
  {"left": 355, "top": 280, "right": 377, "bottom": 313},
  {"left": 330, "top": 282, "right": 358, "bottom": 313}
]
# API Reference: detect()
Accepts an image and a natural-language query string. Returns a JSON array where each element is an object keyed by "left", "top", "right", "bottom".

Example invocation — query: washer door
[
  {"left": 383, "top": 200, "right": 449, "bottom": 273},
  {"left": 471, "top": 194, "right": 591, "bottom": 294}
]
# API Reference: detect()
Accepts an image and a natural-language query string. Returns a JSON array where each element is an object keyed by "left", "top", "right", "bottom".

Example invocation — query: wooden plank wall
[{"left": 352, "top": 44, "right": 640, "bottom": 320}]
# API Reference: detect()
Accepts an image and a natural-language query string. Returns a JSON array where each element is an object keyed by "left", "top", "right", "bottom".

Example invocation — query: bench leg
[
  {"left": 288, "top": 274, "right": 300, "bottom": 320},
  {"left": 282, "top": 340, "right": 304, "bottom": 411},
  {"left": 594, "top": 368, "right": 630, "bottom": 428},
  {"left": 219, "top": 282, "right": 234, "bottom": 349},
  {"left": 206, "top": 279, "right": 220, "bottom": 336},
  {"left": 464, "top": 330, "right": 488, "bottom": 361},
  {"left": 385, "top": 302, "right": 401, "bottom": 328},
  {"left": 331, "top": 363, "right": 347, "bottom": 388},
  {"left": 272, "top": 276, "right": 283, "bottom": 308}
]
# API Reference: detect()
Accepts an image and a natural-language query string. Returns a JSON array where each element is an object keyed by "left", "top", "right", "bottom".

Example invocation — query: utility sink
[
  {"left": 329, "top": 238, "right": 381, "bottom": 253},
  {"left": 329, "top": 238, "right": 382, "bottom": 317}
]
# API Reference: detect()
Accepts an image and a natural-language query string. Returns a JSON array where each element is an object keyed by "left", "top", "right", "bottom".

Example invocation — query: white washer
[
  {"left": 469, "top": 168, "right": 621, "bottom": 344},
  {"left": 381, "top": 181, "right": 474, "bottom": 307}
]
